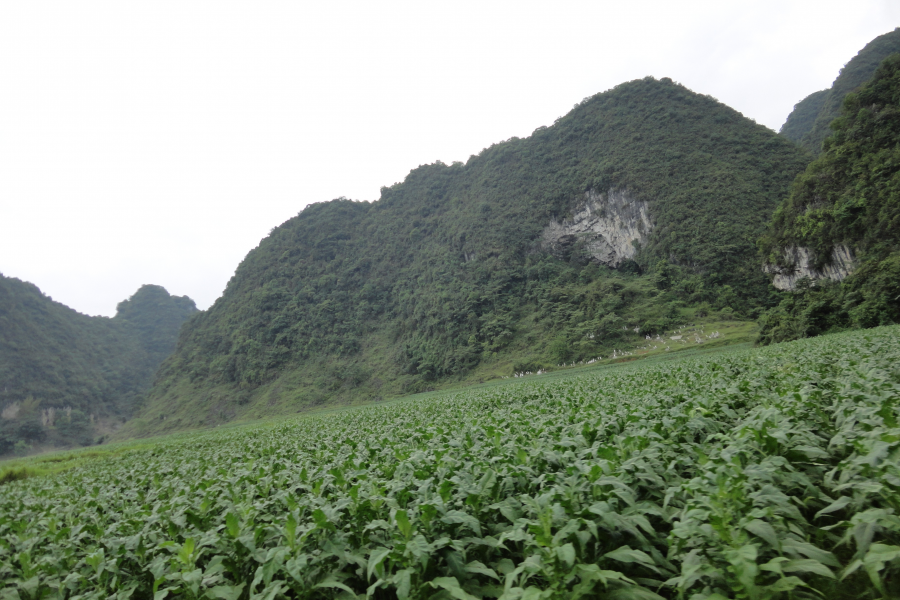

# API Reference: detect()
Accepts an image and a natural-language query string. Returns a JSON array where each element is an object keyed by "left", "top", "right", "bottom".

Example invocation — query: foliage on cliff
[
  {"left": 0, "top": 276, "right": 197, "bottom": 453},
  {"left": 136, "top": 76, "right": 810, "bottom": 433},
  {"left": 780, "top": 27, "right": 900, "bottom": 154},
  {"left": 779, "top": 89, "right": 827, "bottom": 143},
  {"left": 759, "top": 54, "right": 900, "bottom": 344}
]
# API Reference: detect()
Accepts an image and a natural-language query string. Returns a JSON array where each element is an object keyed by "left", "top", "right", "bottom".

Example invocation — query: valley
[{"left": 1, "top": 25, "right": 899, "bottom": 599}]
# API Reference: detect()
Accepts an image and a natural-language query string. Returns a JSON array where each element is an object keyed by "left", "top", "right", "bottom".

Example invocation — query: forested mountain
[
  {"left": 115, "top": 284, "right": 199, "bottom": 370},
  {"left": 780, "top": 27, "right": 900, "bottom": 154},
  {"left": 0, "top": 277, "right": 197, "bottom": 453},
  {"left": 759, "top": 53, "right": 900, "bottom": 343},
  {"left": 126, "top": 76, "right": 811, "bottom": 436}
]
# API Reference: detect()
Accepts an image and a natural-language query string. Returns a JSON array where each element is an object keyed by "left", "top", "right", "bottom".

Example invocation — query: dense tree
[{"left": 759, "top": 54, "right": 900, "bottom": 343}]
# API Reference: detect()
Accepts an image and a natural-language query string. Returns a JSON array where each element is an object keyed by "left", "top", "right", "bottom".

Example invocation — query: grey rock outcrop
[
  {"left": 542, "top": 189, "right": 652, "bottom": 267},
  {"left": 764, "top": 244, "right": 856, "bottom": 290}
]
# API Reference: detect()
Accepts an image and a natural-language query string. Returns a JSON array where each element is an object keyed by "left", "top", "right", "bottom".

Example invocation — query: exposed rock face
[
  {"left": 764, "top": 244, "right": 856, "bottom": 290},
  {"left": 542, "top": 189, "right": 652, "bottom": 267}
]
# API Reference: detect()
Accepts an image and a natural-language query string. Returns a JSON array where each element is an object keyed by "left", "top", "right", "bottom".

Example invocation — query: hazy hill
[
  {"left": 759, "top": 53, "right": 900, "bottom": 343},
  {"left": 115, "top": 284, "right": 199, "bottom": 369},
  {"left": 0, "top": 277, "right": 197, "bottom": 452},
  {"left": 127, "top": 76, "right": 810, "bottom": 436},
  {"left": 781, "top": 27, "right": 900, "bottom": 154}
]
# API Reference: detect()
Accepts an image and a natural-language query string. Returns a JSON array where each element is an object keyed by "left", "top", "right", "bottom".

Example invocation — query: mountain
[
  {"left": 125, "top": 76, "right": 811, "bottom": 436},
  {"left": 759, "top": 53, "right": 900, "bottom": 343},
  {"left": 115, "top": 284, "right": 200, "bottom": 369},
  {"left": 0, "top": 277, "right": 197, "bottom": 453},
  {"left": 780, "top": 27, "right": 900, "bottom": 154}
]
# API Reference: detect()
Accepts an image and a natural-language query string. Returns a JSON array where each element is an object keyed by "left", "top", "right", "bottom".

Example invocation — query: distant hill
[
  {"left": 115, "top": 284, "right": 199, "bottom": 369},
  {"left": 760, "top": 53, "right": 900, "bottom": 343},
  {"left": 781, "top": 27, "right": 900, "bottom": 154},
  {"left": 125, "top": 76, "right": 810, "bottom": 437},
  {"left": 0, "top": 278, "right": 197, "bottom": 453}
]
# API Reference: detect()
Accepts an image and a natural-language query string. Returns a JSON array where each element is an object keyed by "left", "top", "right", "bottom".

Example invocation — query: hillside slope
[
  {"left": 759, "top": 54, "right": 900, "bottom": 343},
  {"left": 0, "top": 277, "right": 197, "bottom": 452},
  {"left": 781, "top": 27, "right": 900, "bottom": 154},
  {"left": 128, "top": 76, "right": 811, "bottom": 436}
]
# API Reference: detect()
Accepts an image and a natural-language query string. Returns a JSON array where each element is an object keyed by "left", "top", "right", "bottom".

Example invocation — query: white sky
[{"left": 1, "top": 1, "right": 897, "bottom": 317}]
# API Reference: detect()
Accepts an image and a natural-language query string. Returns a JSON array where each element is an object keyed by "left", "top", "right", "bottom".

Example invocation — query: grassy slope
[
  {"left": 119, "top": 307, "right": 755, "bottom": 438},
  {"left": 10, "top": 319, "right": 755, "bottom": 472}
]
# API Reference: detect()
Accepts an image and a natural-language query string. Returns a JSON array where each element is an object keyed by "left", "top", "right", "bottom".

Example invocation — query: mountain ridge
[
  {"left": 125, "top": 76, "right": 811, "bottom": 436},
  {"left": 0, "top": 276, "right": 197, "bottom": 453},
  {"left": 780, "top": 27, "right": 900, "bottom": 154}
]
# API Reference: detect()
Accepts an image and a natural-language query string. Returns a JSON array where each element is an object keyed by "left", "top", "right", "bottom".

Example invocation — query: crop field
[{"left": 2, "top": 326, "right": 900, "bottom": 599}]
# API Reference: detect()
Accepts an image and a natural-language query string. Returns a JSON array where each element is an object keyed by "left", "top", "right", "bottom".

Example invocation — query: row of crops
[{"left": 1, "top": 326, "right": 899, "bottom": 599}]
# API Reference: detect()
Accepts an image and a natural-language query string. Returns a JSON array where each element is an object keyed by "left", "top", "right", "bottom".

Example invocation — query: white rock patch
[
  {"left": 764, "top": 244, "right": 855, "bottom": 291},
  {"left": 542, "top": 189, "right": 652, "bottom": 267}
]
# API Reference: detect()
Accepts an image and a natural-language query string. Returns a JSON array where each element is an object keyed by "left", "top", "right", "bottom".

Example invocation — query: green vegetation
[
  {"left": 779, "top": 90, "right": 827, "bottom": 144},
  {"left": 759, "top": 54, "right": 900, "bottom": 344},
  {"left": 780, "top": 27, "right": 900, "bottom": 155},
  {"left": 3, "top": 326, "right": 900, "bottom": 598},
  {"left": 116, "top": 284, "right": 200, "bottom": 370},
  {"left": 0, "top": 277, "right": 197, "bottom": 455},
  {"left": 137, "top": 76, "right": 809, "bottom": 434}
]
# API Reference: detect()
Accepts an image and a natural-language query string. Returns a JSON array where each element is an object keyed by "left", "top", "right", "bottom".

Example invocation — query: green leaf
[
  {"left": 429, "top": 576, "right": 479, "bottom": 600},
  {"left": 178, "top": 537, "right": 196, "bottom": 564},
  {"left": 815, "top": 496, "right": 852, "bottom": 519},
  {"left": 520, "top": 587, "right": 545, "bottom": 600},
  {"left": 441, "top": 510, "right": 482, "bottom": 536},
  {"left": 465, "top": 561, "right": 500, "bottom": 581},
  {"left": 744, "top": 519, "right": 780, "bottom": 551},
  {"left": 250, "top": 581, "right": 286, "bottom": 600},
  {"left": 556, "top": 543, "right": 576, "bottom": 569},
  {"left": 863, "top": 544, "right": 900, "bottom": 592},
  {"left": 604, "top": 546, "right": 658, "bottom": 571},
  {"left": 725, "top": 544, "right": 759, "bottom": 594},
  {"left": 367, "top": 547, "right": 392, "bottom": 581},
  {"left": 571, "top": 564, "right": 634, "bottom": 599},
  {"left": 781, "top": 558, "right": 835, "bottom": 579},
  {"left": 313, "top": 577, "right": 356, "bottom": 595},
  {"left": 225, "top": 513, "right": 240, "bottom": 538},
  {"left": 763, "top": 576, "right": 809, "bottom": 593},
  {"left": 393, "top": 569, "right": 413, "bottom": 600},
  {"left": 206, "top": 584, "right": 245, "bottom": 600},
  {"left": 602, "top": 585, "right": 665, "bottom": 599},
  {"left": 285, "top": 512, "right": 297, "bottom": 549},
  {"left": 395, "top": 509, "right": 412, "bottom": 539},
  {"left": 781, "top": 538, "right": 841, "bottom": 567}
]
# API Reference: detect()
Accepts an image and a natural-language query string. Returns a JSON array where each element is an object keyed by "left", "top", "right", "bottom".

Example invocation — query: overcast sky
[{"left": 1, "top": 1, "right": 897, "bottom": 317}]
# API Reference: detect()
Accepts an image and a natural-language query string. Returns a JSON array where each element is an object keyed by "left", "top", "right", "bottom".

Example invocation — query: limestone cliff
[
  {"left": 764, "top": 244, "right": 855, "bottom": 291},
  {"left": 541, "top": 189, "right": 652, "bottom": 267}
]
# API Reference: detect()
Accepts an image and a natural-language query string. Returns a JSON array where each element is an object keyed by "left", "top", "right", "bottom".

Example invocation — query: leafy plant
[{"left": 2, "top": 325, "right": 899, "bottom": 598}]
